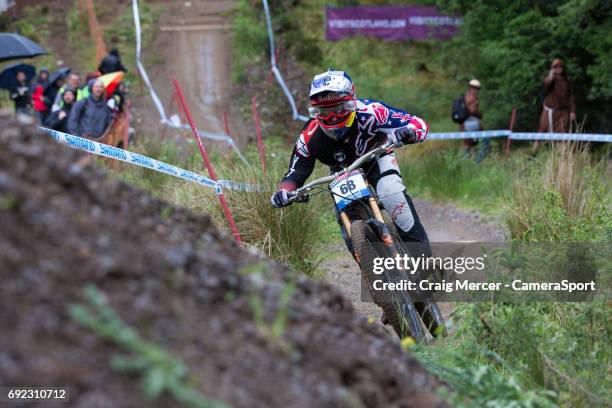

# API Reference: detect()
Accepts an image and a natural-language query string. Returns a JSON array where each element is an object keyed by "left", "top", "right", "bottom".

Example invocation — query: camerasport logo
[{"left": 371, "top": 103, "right": 389, "bottom": 124}]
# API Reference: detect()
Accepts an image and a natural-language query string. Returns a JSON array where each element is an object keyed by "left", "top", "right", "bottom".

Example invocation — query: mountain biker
[
  {"left": 271, "top": 70, "right": 445, "bottom": 336},
  {"left": 271, "top": 70, "right": 431, "bottom": 256}
]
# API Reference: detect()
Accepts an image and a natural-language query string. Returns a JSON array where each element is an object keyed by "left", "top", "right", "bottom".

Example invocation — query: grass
[
  {"left": 416, "top": 298, "right": 611, "bottom": 407},
  {"left": 394, "top": 139, "right": 519, "bottom": 214},
  {"left": 111, "top": 135, "right": 331, "bottom": 276},
  {"left": 508, "top": 142, "right": 611, "bottom": 242},
  {"left": 70, "top": 284, "right": 228, "bottom": 408},
  {"left": 242, "top": 263, "right": 295, "bottom": 352},
  {"left": 410, "top": 143, "right": 611, "bottom": 407}
]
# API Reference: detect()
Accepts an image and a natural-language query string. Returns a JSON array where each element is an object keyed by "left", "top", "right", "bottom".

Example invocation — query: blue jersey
[{"left": 280, "top": 99, "right": 428, "bottom": 190}]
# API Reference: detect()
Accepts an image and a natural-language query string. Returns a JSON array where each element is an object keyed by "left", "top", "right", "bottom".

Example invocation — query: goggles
[{"left": 308, "top": 99, "right": 357, "bottom": 122}]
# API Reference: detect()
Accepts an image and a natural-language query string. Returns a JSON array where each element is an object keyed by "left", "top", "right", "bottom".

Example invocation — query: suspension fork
[
  {"left": 340, "top": 182, "right": 385, "bottom": 239},
  {"left": 367, "top": 186, "right": 399, "bottom": 255},
  {"left": 341, "top": 198, "right": 397, "bottom": 255}
]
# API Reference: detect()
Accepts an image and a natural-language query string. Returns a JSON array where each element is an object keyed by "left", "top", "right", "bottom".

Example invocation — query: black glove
[
  {"left": 271, "top": 189, "right": 293, "bottom": 208},
  {"left": 392, "top": 126, "right": 417, "bottom": 146}
]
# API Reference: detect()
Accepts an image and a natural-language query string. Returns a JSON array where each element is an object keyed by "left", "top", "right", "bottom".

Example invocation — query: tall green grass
[
  {"left": 112, "top": 136, "right": 330, "bottom": 276},
  {"left": 411, "top": 142, "right": 611, "bottom": 407},
  {"left": 159, "top": 157, "right": 329, "bottom": 276},
  {"left": 508, "top": 142, "right": 611, "bottom": 242},
  {"left": 396, "top": 140, "right": 515, "bottom": 212}
]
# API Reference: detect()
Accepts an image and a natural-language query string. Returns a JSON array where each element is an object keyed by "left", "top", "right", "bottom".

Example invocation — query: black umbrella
[
  {"left": 0, "top": 63, "right": 35, "bottom": 90},
  {"left": 45, "top": 67, "right": 71, "bottom": 89},
  {"left": 0, "top": 33, "right": 47, "bottom": 63}
]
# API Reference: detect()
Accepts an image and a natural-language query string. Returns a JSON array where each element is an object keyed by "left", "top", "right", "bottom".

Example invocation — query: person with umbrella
[
  {"left": 0, "top": 33, "right": 47, "bottom": 63},
  {"left": 9, "top": 70, "right": 32, "bottom": 116},
  {"left": 44, "top": 87, "right": 75, "bottom": 133},
  {"left": 44, "top": 67, "right": 69, "bottom": 113},
  {"left": 68, "top": 79, "right": 113, "bottom": 140},
  {"left": 31, "top": 67, "right": 49, "bottom": 124}
]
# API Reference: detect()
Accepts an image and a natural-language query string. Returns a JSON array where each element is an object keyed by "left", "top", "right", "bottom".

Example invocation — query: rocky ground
[{"left": 0, "top": 114, "right": 447, "bottom": 408}]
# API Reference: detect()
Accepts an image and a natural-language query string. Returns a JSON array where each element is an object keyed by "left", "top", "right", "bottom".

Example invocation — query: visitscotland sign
[{"left": 326, "top": 6, "right": 462, "bottom": 41}]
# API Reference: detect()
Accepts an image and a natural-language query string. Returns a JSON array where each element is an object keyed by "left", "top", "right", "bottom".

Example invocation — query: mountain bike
[{"left": 287, "top": 142, "right": 446, "bottom": 341}]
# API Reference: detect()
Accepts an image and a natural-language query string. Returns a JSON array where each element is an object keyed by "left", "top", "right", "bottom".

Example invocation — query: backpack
[{"left": 451, "top": 94, "right": 469, "bottom": 123}]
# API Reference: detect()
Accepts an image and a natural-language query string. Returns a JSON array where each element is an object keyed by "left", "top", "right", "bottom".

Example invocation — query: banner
[{"left": 326, "top": 6, "right": 462, "bottom": 41}]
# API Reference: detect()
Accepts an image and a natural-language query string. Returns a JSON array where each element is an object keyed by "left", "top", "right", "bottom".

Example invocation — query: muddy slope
[{"left": 0, "top": 115, "right": 446, "bottom": 408}]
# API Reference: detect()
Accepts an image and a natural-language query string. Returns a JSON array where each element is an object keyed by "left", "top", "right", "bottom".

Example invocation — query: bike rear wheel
[{"left": 351, "top": 220, "right": 425, "bottom": 341}]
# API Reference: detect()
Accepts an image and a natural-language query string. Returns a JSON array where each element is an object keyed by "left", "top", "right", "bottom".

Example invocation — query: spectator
[
  {"left": 98, "top": 48, "right": 127, "bottom": 75},
  {"left": 80, "top": 72, "right": 101, "bottom": 100},
  {"left": 9, "top": 71, "right": 32, "bottom": 116},
  {"left": 52, "top": 73, "right": 84, "bottom": 112},
  {"left": 538, "top": 58, "right": 576, "bottom": 133},
  {"left": 108, "top": 81, "right": 127, "bottom": 113},
  {"left": 31, "top": 68, "right": 49, "bottom": 124},
  {"left": 460, "top": 79, "right": 489, "bottom": 163},
  {"left": 44, "top": 88, "right": 75, "bottom": 133},
  {"left": 44, "top": 76, "right": 65, "bottom": 112},
  {"left": 68, "top": 79, "right": 113, "bottom": 139}
]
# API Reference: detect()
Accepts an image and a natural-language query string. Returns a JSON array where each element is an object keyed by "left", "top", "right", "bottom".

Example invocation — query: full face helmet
[{"left": 308, "top": 70, "right": 357, "bottom": 142}]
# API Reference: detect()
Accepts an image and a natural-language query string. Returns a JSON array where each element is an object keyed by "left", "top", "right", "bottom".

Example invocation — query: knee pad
[{"left": 376, "top": 174, "right": 415, "bottom": 232}]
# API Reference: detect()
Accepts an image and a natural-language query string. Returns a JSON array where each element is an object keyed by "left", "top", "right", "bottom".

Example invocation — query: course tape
[
  {"left": 428, "top": 130, "right": 510, "bottom": 140},
  {"left": 131, "top": 0, "right": 249, "bottom": 164},
  {"left": 428, "top": 130, "right": 612, "bottom": 142},
  {"left": 262, "top": 0, "right": 309, "bottom": 122},
  {"left": 509, "top": 132, "right": 612, "bottom": 142},
  {"left": 40, "top": 127, "right": 261, "bottom": 192}
]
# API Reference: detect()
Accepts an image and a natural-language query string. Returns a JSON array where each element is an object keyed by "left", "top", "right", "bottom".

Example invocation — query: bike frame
[{"left": 288, "top": 141, "right": 399, "bottom": 252}]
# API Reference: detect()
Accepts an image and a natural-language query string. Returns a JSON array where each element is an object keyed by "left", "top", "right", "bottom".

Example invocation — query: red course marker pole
[
  {"left": 504, "top": 108, "right": 517, "bottom": 159},
  {"left": 251, "top": 96, "right": 267, "bottom": 176},
  {"left": 173, "top": 79, "right": 242, "bottom": 243},
  {"left": 222, "top": 111, "right": 234, "bottom": 161}
]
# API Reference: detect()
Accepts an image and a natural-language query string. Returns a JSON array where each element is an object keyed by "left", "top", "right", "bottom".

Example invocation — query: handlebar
[{"left": 287, "top": 141, "right": 395, "bottom": 203}]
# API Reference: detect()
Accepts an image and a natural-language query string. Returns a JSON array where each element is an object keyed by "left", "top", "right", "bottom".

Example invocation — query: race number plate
[{"left": 330, "top": 170, "right": 370, "bottom": 210}]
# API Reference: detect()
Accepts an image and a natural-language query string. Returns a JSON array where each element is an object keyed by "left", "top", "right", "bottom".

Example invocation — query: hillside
[{"left": 0, "top": 114, "right": 447, "bottom": 407}]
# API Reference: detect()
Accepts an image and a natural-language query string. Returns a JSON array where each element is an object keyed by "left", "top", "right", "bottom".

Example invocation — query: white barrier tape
[
  {"left": 428, "top": 130, "right": 612, "bottom": 142},
  {"left": 218, "top": 179, "right": 263, "bottom": 192},
  {"left": 262, "top": 0, "right": 309, "bottom": 122},
  {"left": 40, "top": 127, "right": 261, "bottom": 192},
  {"left": 428, "top": 130, "right": 510, "bottom": 140},
  {"left": 510, "top": 132, "right": 612, "bottom": 143},
  {"left": 131, "top": 0, "right": 249, "bottom": 164}
]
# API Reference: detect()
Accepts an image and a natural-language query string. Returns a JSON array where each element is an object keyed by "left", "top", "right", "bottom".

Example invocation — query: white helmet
[{"left": 308, "top": 70, "right": 357, "bottom": 142}]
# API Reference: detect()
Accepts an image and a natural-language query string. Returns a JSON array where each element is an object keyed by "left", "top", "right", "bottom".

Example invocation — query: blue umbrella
[
  {"left": 0, "top": 33, "right": 47, "bottom": 63},
  {"left": 0, "top": 63, "right": 35, "bottom": 90}
]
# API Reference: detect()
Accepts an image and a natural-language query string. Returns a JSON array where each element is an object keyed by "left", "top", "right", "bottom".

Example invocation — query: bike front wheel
[{"left": 351, "top": 220, "right": 425, "bottom": 342}]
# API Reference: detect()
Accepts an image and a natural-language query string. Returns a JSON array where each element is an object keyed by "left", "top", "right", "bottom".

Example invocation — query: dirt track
[
  {"left": 322, "top": 198, "right": 506, "bottom": 332},
  {"left": 136, "top": 0, "right": 242, "bottom": 146}
]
